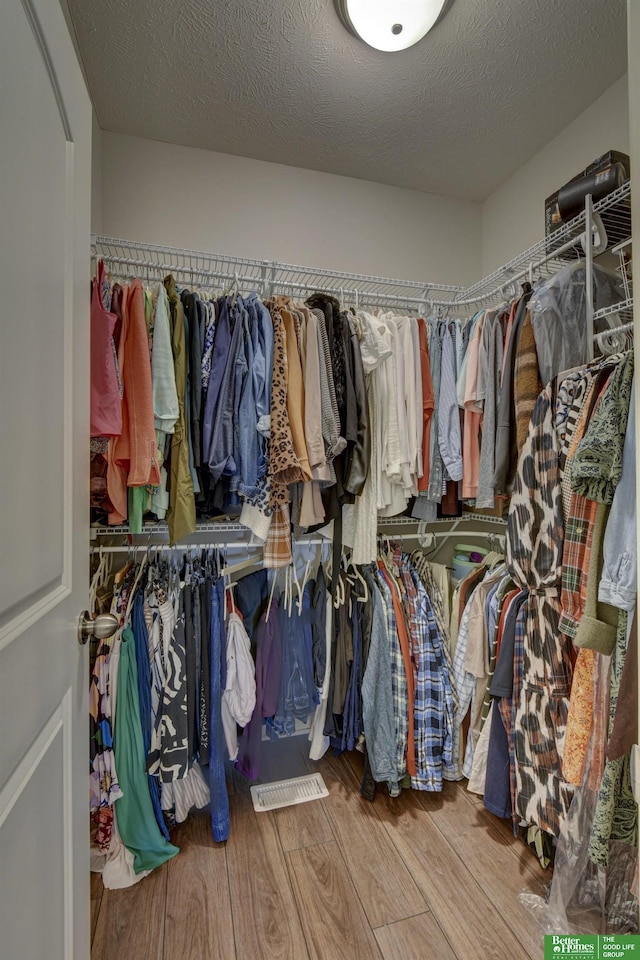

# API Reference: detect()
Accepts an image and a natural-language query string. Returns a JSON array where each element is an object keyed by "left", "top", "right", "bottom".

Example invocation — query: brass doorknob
[{"left": 77, "top": 611, "right": 119, "bottom": 645}]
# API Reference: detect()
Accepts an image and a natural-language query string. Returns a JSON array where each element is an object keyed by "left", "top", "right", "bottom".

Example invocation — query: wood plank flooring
[{"left": 91, "top": 753, "right": 551, "bottom": 960}]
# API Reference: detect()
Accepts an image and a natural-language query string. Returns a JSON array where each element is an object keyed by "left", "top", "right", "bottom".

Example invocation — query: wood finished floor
[{"left": 91, "top": 751, "right": 550, "bottom": 960}]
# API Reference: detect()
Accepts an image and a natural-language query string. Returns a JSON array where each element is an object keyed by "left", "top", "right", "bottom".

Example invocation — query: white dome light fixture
[{"left": 335, "top": 0, "right": 448, "bottom": 52}]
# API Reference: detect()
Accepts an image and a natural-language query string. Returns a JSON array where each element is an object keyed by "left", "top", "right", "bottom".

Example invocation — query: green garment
[
  {"left": 571, "top": 351, "right": 634, "bottom": 504},
  {"left": 164, "top": 275, "right": 196, "bottom": 544},
  {"left": 588, "top": 610, "right": 638, "bottom": 867},
  {"left": 128, "top": 486, "right": 152, "bottom": 535},
  {"left": 114, "top": 628, "right": 179, "bottom": 873}
]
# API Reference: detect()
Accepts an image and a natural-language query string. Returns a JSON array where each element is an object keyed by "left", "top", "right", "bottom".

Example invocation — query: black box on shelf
[{"left": 544, "top": 150, "right": 631, "bottom": 254}]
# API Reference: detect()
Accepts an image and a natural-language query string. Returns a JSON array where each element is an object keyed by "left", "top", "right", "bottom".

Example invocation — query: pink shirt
[{"left": 90, "top": 265, "right": 122, "bottom": 438}]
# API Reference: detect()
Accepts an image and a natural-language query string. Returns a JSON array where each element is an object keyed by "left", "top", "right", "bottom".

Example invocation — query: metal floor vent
[{"left": 250, "top": 773, "right": 329, "bottom": 812}]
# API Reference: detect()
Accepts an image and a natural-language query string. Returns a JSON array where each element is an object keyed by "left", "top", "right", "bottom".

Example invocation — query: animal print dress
[{"left": 506, "top": 382, "right": 575, "bottom": 837}]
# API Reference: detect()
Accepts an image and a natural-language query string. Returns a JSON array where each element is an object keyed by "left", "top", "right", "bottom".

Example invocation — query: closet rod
[
  {"left": 90, "top": 531, "right": 455, "bottom": 554},
  {"left": 424, "top": 530, "right": 506, "bottom": 540},
  {"left": 92, "top": 237, "right": 463, "bottom": 298},
  {"left": 93, "top": 253, "right": 437, "bottom": 310},
  {"left": 91, "top": 254, "right": 264, "bottom": 289},
  {"left": 269, "top": 279, "right": 429, "bottom": 309},
  {"left": 595, "top": 320, "right": 634, "bottom": 337},
  {"left": 90, "top": 514, "right": 508, "bottom": 541},
  {"left": 593, "top": 297, "right": 635, "bottom": 323},
  {"left": 91, "top": 539, "right": 329, "bottom": 554},
  {"left": 429, "top": 229, "right": 589, "bottom": 311},
  {"left": 427, "top": 180, "right": 631, "bottom": 311}
]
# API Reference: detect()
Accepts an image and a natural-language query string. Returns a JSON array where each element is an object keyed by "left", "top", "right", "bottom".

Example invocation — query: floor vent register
[{"left": 250, "top": 773, "right": 329, "bottom": 812}]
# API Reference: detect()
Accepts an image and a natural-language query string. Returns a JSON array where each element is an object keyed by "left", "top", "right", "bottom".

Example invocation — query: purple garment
[{"left": 235, "top": 601, "right": 282, "bottom": 781}]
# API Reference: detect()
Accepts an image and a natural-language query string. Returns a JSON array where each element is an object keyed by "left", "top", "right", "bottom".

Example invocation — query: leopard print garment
[
  {"left": 266, "top": 302, "right": 305, "bottom": 505},
  {"left": 506, "top": 382, "right": 575, "bottom": 837}
]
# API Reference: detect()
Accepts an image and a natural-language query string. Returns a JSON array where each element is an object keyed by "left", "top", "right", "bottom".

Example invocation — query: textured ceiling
[{"left": 68, "top": 0, "right": 627, "bottom": 202}]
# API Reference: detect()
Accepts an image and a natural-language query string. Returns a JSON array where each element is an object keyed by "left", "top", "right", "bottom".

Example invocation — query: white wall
[
  {"left": 481, "top": 74, "right": 629, "bottom": 276},
  {"left": 91, "top": 111, "right": 102, "bottom": 235},
  {"left": 99, "top": 132, "right": 482, "bottom": 286},
  {"left": 97, "top": 73, "right": 630, "bottom": 288}
]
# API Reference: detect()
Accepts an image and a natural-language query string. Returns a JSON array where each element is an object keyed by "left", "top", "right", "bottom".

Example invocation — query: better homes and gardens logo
[
  {"left": 548, "top": 938, "right": 596, "bottom": 955},
  {"left": 544, "top": 935, "right": 640, "bottom": 958}
]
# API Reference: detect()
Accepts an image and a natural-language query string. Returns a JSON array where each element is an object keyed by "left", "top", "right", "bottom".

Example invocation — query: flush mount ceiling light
[{"left": 335, "top": 0, "right": 448, "bottom": 52}]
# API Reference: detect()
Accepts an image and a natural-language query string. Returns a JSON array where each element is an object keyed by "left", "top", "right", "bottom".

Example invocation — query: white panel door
[
  {"left": 627, "top": 1, "right": 640, "bottom": 807},
  {"left": 0, "top": 1, "right": 91, "bottom": 957}
]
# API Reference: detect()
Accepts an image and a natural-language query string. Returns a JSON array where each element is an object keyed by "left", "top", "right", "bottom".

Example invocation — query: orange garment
[
  {"left": 124, "top": 281, "right": 160, "bottom": 488},
  {"left": 280, "top": 306, "right": 312, "bottom": 482},
  {"left": 562, "top": 648, "right": 596, "bottom": 785},
  {"left": 107, "top": 281, "right": 161, "bottom": 524},
  {"left": 587, "top": 654, "right": 611, "bottom": 792},
  {"left": 378, "top": 564, "right": 416, "bottom": 778},
  {"left": 417, "top": 318, "right": 435, "bottom": 492},
  {"left": 107, "top": 284, "right": 130, "bottom": 524}
]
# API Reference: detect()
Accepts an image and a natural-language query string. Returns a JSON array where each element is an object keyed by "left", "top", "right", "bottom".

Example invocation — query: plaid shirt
[
  {"left": 412, "top": 559, "right": 459, "bottom": 714},
  {"left": 559, "top": 492, "right": 598, "bottom": 638},
  {"left": 402, "top": 564, "right": 455, "bottom": 791},
  {"left": 498, "top": 594, "right": 527, "bottom": 825},
  {"left": 444, "top": 587, "right": 478, "bottom": 781},
  {"left": 263, "top": 503, "right": 292, "bottom": 569},
  {"left": 374, "top": 569, "right": 408, "bottom": 785},
  {"left": 557, "top": 372, "right": 610, "bottom": 637}
]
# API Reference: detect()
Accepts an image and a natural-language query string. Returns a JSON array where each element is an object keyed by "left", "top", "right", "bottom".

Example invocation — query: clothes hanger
[
  {"left": 265, "top": 567, "right": 279, "bottom": 622},
  {"left": 595, "top": 323, "right": 634, "bottom": 357},
  {"left": 333, "top": 569, "right": 345, "bottom": 609},
  {"left": 114, "top": 540, "right": 134, "bottom": 584},
  {"left": 123, "top": 555, "right": 148, "bottom": 625},
  {"left": 345, "top": 552, "right": 369, "bottom": 603},
  {"left": 297, "top": 552, "right": 314, "bottom": 611},
  {"left": 220, "top": 271, "right": 241, "bottom": 300},
  {"left": 220, "top": 550, "right": 264, "bottom": 580},
  {"left": 378, "top": 534, "right": 394, "bottom": 571},
  {"left": 89, "top": 546, "right": 108, "bottom": 613},
  {"left": 417, "top": 522, "right": 435, "bottom": 551}
]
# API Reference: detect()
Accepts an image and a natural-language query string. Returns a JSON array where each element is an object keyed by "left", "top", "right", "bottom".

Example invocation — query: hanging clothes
[
  {"left": 506, "top": 382, "right": 574, "bottom": 838},
  {"left": 90, "top": 261, "right": 122, "bottom": 438},
  {"left": 164, "top": 275, "right": 196, "bottom": 543},
  {"left": 113, "top": 627, "right": 179, "bottom": 873}
]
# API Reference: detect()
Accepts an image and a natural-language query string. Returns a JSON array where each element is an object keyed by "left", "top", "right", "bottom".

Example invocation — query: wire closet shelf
[
  {"left": 433, "top": 180, "right": 633, "bottom": 312},
  {"left": 89, "top": 513, "right": 507, "bottom": 549},
  {"left": 91, "top": 237, "right": 463, "bottom": 312}
]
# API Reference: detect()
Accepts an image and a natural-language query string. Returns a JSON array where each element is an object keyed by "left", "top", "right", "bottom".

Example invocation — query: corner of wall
[
  {"left": 91, "top": 112, "right": 102, "bottom": 236},
  {"left": 480, "top": 73, "right": 629, "bottom": 277}
]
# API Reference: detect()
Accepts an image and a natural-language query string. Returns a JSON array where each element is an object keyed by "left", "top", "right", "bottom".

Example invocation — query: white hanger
[
  {"left": 417, "top": 522, "right": 435, "bottom": 551},
  {"left": 265, "top": 568, "right": 279, "bottom": 622},
  {"left": 124, "top": 555, "right": 148, "bottom": 626},
  {"left": 582, "top": 210, "right": 608, "bottom": 257}
]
